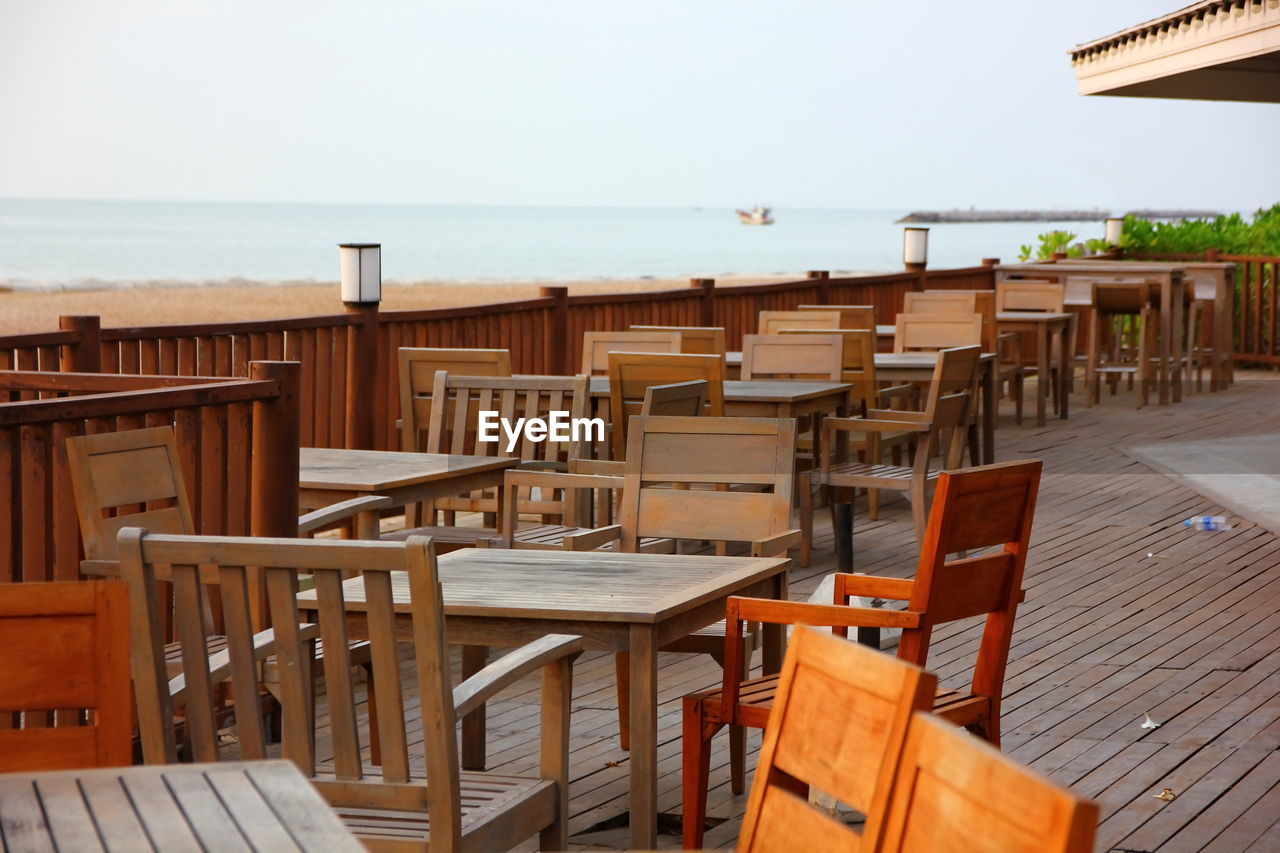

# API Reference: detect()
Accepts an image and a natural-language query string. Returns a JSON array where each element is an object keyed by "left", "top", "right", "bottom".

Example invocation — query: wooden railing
[{"left": 0, "top": 364, "right": 300, "bottom": 585}]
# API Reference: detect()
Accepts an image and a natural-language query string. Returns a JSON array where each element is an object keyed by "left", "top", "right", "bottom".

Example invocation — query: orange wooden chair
[
  {"left": 0, "top": 581, "right": 131, "bottom": 771},
  {"left": 880, "top": 711, "right": 1098, "bottom": 853},
  {"left": 681, "top": 458, "right": 1042, "bottom": 849},
  {"left": 730, "top": 627, "right": 937, "bottom": 853}
]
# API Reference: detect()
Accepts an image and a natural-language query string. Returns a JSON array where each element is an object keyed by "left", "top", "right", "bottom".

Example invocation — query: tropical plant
[{"left": 1118, "top": 204, "right": 1280, "bottom": 256}]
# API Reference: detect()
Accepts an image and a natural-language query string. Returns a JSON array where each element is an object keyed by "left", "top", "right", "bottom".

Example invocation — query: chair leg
[
  {"left": 1013, "top": 372, "right": 1024, "bottom": 425},
  {"left": 727, "top": 637, "right": 752, "bottom": 796},
  {"left": 682, "top": 696, "right": 718, "bottom": 851},
  {"left": 797, "top": 470, "right": 812, "bottom": 569},
  {"left": 910, "top": 479, "right": 928, "bottom": 545},
  {"left": 615, "top": 652, "right": 630, "bottom": 751}
]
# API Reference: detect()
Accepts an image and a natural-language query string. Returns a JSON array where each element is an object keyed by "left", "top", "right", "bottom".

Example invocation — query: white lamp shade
[
  {"left": 1104, "top": 218, "right": 1124, "bottom": 246},
  {"left": 339, "top": 243, "right": 381, "bottom": 304},
  {"left": 903, "top": 227, "right": 929, "bottom": 266}
]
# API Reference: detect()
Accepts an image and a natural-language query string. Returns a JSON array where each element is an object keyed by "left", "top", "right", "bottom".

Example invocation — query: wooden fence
[{"left": 0, "top": 364, "right": 300, "bottom": 587}]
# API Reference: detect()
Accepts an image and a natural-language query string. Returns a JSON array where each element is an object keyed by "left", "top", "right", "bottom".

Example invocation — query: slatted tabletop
[
  {"left": 299, "top": 448, "right": 516, "bottom": 492},
  {"left": 0, "top": 760, "right": 362, "bottom": 852}
]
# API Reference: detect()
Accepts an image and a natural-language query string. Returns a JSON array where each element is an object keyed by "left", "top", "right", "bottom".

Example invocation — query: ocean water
[{"left": 0, "top": 198, "right": 1116, "bottom": 286}]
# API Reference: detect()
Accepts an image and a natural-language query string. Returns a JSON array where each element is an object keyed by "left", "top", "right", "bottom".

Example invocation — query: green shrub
[{"left": 1119, "top": 204, "right": 1280, "bottom": 256}]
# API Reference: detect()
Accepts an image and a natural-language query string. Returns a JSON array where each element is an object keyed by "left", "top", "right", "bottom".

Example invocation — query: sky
[{"left": 1, "top": 0, "right": 1276, "bottom": 213}]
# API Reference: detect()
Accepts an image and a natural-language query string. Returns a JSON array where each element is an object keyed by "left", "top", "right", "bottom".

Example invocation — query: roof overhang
[{"left": 1070, "top": 0, "right": 1280, "bottom": 103}]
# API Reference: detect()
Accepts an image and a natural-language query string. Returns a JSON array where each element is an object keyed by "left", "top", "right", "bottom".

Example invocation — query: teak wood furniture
[
  {"left": 123, "top": 531, "right": 583, "bottom": 852},
  {"left": 739, "top": 334, "right": 844, "bottom": 382},
  {"left": 996, "top": 311, "right": 1072, "bottom": 426},
  {"left": 297, "top": 545, "right": 790, "bottom": 850},
  {"left": 873, "top": 351, "right": 997, "bottom": 465},
  {"left": 682, "top": 458, "right": 1043, "bottom": 848},
  {"left": 0, "top": 580, "right": 131, "bottom": 772},
  {"left": 604, "top": 351, "right": 726, "bottom": 459},
  {"left": 757, "top": 309, "right": 841, "bottom": 334},
  {"left": 720, "top": 627, "right": 937, "bottom": 853},
  {"left": 0, "top": 760, "right": 365, "bottom": 852},
  {"left": 795, "top": 304, "right": 876, "bottom": 331},
  {"left": 629, "top": 324, "right": 726, "bottom": 356},
  {"left": 397, "top": 347, "right": 512, "bottom": 453},
  {"left": 580, "top": 330, "right": 683, "bottom": 374},
  {"left": 893, "top": 312, "right": 984, "bottom": 353}
]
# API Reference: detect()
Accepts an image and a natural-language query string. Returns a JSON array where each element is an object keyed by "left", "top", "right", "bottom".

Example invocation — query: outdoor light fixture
[
  {"left": 339, "top": 243, "right": 381, "bottom": 305},
  {"left": 903, "top": 227, "right": 929, "bottom": 270},
  {"left": 1104, "top": 218, "right": 1124, "bottom": 246}
]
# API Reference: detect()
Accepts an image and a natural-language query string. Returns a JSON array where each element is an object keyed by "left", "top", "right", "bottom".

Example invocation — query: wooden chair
[
  {"left": 893, "top": 313, "right": 984, "bottom": 352},
  {"left": 739, "top": 333, "right": 843, "bottom": 381},
  {"left": 122, "top": 530, "right": 582, "bottom": 852},
  {"left": 997, "top": 280, "right": 1066, "bottom": 313},
  {"left": 565, "top": 416, "right": 802, "bottom": 792},
  {"left": 796, "top": 304, "right": 876, "bottom": 330},
  {"left": 758, "top": 310, "right": 841, "bottom": 335},
  {"left": 682, "top": 458, "right": 1043, "bottom": 848},
  {"left": 398, "top": 347, "right": 512, "bottom": 453},
  {"left": 643, "top": 378, "right": 708, "bottom": 416},
  {"left": 580, "top": 330, "right": 681, "bottom": 374},
  {"left": 606, "top": 351, "right": 725, "bottom": 460},
  {"left": 903, "top": 290, "right": 978, "bottom": 315},
  {"left": 880, "top": 711, "right": 1097, "bottom": 853},
  {"left": 0, "top": 581, "right": 131, "bottom": 771},
  {"left": 629, "top": 324, "right": 726, "bottom": 356},
  {"left": 730, "top": 627, "right": 937, "bottom": 853},
  {"left": 1088, "top": 282, "right": 1158, "bottom": 409},
  {"left": 820, "top": 345, "right": 981, "bottom": 545},
  {"left": 925, "top": 289, "right": 1023, "bottom": 425}
]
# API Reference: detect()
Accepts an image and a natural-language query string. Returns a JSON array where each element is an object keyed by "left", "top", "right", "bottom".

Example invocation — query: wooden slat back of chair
[
  {"left": 398, "top": 348, "right": 512, "bottom": 452},
  {"left": 758, "top": 310, "right": 841, "bottom": 335},
  {"left": 0, "top": 581, "right": 131, "bottom": 771},
  {"left": 925, "top": 290, "right": 998, "bottom": 351},
  {"left": 736, "top": 627, "right": 937, "bottom": 853},
  {"left": 1095, "top": 281, "right": 1156, "bottom": 315},
  {"left": 780, "top": 328, "right": 878, "bottom": 411},
  {"left": 881, "top": 711, "right": 1096, "bottom": 853},
  {"left": 894, "top": 313, "right": 984, "bottom": 352},
  {"left": 618, "top": 416, "right": 795, "bottom": 548},
  {"left": 903, "top": 291, "right": 978, "bottom": 315},
  {"left": 580, "top": 330, "right": 682, "bottom": 374},
  {"left": 796, "top": 304, "right": 876, "bottom": 330},
  {"left": 997, "top": 281, "right": 1066, "bottom": 312},
  {"left": 607, "top": 352, "right": 725, "bottom": 460},
  {"left": 119, "top": 531, "right": 461, "bottom": 838},
  {"left": 630, "top": 325, "right": 725, "bottom": 355},
  {"left": 740, "top": 334, "right": 844, "bottom": 381},
  {"left": 641, "top": 380, "right": 708, "bottom": 417},
  {"left": 66, "top": 426, "right": 195, "bottom": 560}
]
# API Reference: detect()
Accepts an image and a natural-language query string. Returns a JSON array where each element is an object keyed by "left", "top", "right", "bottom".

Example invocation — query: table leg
[
  {"left": 1159, "top": 280, "right": 1172, "bottom": 405},
  {"left": 628, "top": 624, "right": 659, "bottom": 850},
  {"left": 833, "top": 501, "right": 854, "bottom": 572},
  {"left": 1170, "top": 282, "right": 1184, "bottom": 404},
  {"left": 461, "top": 645, "right": 488, "bottom": 771},
  {"left": 1035, "top": 323, "right": 1049, "bottom": 427},
  {"left": 981, "top": 359, "right": 996, "bottom": 463},
  {"left": 1058, "top": 321, "right": 1070, "bottom": 420}
]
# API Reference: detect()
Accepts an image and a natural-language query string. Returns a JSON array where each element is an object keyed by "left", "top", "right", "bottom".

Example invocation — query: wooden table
[
  {"left": 873, "top": 351, "right": 998, "bottom": 465},
  {"left": 0, "top": 760, "right": 361, "bottom": 852},
  {"left": 300, "top": 547, "right": 790, "bottom": 850},
  {"left": 298, "top": 448, "right": 518, "bottom": 512},
  {"left": 995, "top": 312, "right": 1072, "bottom": 427}
]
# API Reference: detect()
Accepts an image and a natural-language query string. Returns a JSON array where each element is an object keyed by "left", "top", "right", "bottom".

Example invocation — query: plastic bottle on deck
[{"left": 1183, "top": 516, "right": 1232, "bottom": 531}]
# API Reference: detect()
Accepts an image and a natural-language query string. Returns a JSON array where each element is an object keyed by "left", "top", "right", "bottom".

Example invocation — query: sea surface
[{"left": 0, "top": 198, "right": 1121, "bottom": 287}]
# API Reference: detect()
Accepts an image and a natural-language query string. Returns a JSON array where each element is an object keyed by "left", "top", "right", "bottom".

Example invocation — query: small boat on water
[{"left": 736, "top": 205, "right": 774, "bottom": 226}]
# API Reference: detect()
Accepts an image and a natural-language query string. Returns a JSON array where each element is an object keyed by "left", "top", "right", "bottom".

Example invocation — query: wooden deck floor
[{"left": 322, "top": 370, "right": 1280, "bottom": 851}]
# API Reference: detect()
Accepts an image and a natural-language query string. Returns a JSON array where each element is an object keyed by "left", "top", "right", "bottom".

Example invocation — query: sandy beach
[{"left": 0, "top": 275, "right": 791, "bottom": 334}]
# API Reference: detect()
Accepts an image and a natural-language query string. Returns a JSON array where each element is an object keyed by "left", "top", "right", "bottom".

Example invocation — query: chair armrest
[
  {"left": 168, "top": 623, "right": 322, "bottom": 707},
  {"left": 750, "top": 529, "right": 802, "bottom": 557},
  {"left": 876, "top": 383, "right": 918, "bottom": 400},
  {"left": 561, "top": 524, "right": 623, "bottom": 551},
  {"left": 729, "top": 597, "right": 921, "bottom": 631},
  {"left": 453, "top": 634, "right": 583, "bottom": 718},
  {"left": 569, "top": 458, "right": 625, "bottom": 476},
  {"left": 514, "top": 459, "right": 568, "bottom": 473},
  {"left": 833, "top": 572, "right": 914, "bottom": 602},
  {"left": 825, "top": 415, "right": 931, "bottom": 436},
  {"left": 504, "top": 469, "right": 623, "bottom": 490},
  {"left": 297, "top": 496, "right": 394, "bottom": 535}
]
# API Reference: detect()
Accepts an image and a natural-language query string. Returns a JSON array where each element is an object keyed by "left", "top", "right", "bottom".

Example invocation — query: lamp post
[
  {"left": 1104, "top": 217, "right": 1124, "bottom": 248},
  {"left": 339, "top": 243, "right": 381, "bottom": 306},
  {"left": 903, "top": 227, "right": 929, "bottom": 273}
]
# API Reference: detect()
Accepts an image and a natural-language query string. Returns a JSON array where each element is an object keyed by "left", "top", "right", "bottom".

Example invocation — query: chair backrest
[
  {"left": 880, "top": 711, "right": 1096, "bottom": 853},
  {"left": 925, "top": 290, "right": 998, "bottom": 352},
  {"left": 894, "top": 313, "right": 984, "bottom": 352},
  {"left": 398, "top": 347, "right": 512, "bottom": 452},
  {"left": 617, "top": 416, "right": 795, "bottom": 549},
  {"left": 66, "top": 426, "right": 195, "bottom": 559},
  {"left": 606, "top": 352, "right": 725, "bottom": 460},
  {"left": 641, "top": 380, "right": 708, "bottom": 417},
  {"left": 908, "top": 346, "right": 983, "bottom": 472},
  {"left": 758, "top": 310, "right": 841, "bottom": 335},
  {"left": 580, "top": 330, "right": 682, "bottom": 374},
  {"left": 780, "top": 328, "right": 878, "bottom": 411},
  {"left": 1095, "top": 281, "right": 1155, "bottom": 314},
  {"left": 740, "top": 334, "right": 844, "bottom": 381},
  {"left": 903, "top": 291, "right": 978, "bottom": 315},
  {"left": 0, "top": 580, "right": 131, "bottom": 771},
  {"left": 120, "top": 530, "right": 468, "bottom": 841},
  {"left": 735, "top": 627, "right": 937, "bottom": 853},
  {"left": 796, "top": 304, "right": 876, "bottom": 330},
  {"left": 630, "top": 325, "right": 725, "bottom": 356},
  {"left": 997, "top": 281, "right": 1066, "bottom": 313}
]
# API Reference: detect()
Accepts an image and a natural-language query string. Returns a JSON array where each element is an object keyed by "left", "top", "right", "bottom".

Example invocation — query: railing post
[
  {"left": 249, "top": 360, "right": 301, "bottom": 630},
  {"left": 690, "top": 278, "right": 715, "bottom": 326},
  {"left": 540, "top": 286, "right": 569, "bottom": 375},
  {"left": 807, "top": 270, "right": 831, "bottom": 305},
  {"left": 58, "top": 316, "right": 101, "bottom": 373},
  {"left": 1205, "top": 248, "right": 1220, "bottom": 262},
  {"left": 981, "top": 258, "right": 1000, "bottom": 267},
  {"left": 344, "top": 303, "right": 378, "bottom": 450}
]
